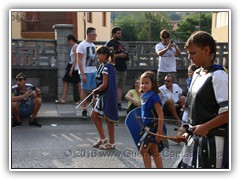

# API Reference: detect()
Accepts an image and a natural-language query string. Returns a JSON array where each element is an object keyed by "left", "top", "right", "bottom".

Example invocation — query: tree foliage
[
  {"left": 113, "top": 12, "right": 172, "bottom": 41},
  {"left": 113, "top": 16, "right": 138, "bottom": 41},
  {"left": 176, "top": 12, "right": 212, "bottom": 42},
  {"left": 112, "top": 12, "right": 212, "bottom": 42}
]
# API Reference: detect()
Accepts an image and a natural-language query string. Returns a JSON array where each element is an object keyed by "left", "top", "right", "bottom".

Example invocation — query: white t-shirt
[
  {"left": 69, "top": 44, "right": 79, "bottom": 71},
  {"left": 76, "top": 40, "right": 97, "bottom": 74},
  {"left": 155, "top": 42, "right": 177, "bottom": 72},
  {"left": 159, "top": 83, "right": 183, "bottom": 105}
]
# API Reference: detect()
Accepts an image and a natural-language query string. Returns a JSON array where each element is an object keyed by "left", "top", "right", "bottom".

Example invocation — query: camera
[
  {"left": 31, "top": 86, "right": 37, "bottom": 91},
  {"left": 170, "top": 39, "right": 174, "bottom": 44}
]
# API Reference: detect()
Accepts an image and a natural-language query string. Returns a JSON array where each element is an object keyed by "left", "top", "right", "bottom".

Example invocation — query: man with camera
[
  {"left": 155, "top": 29, "right": 181, "bottom": 86},
  {"left": 12, "top": 72, "right": 42, "bottom": 127},
  {"left": 105, "top": 27, "right": 130, "bottom": 110}
]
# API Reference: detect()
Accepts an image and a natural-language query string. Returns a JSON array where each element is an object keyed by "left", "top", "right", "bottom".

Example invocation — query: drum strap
[
  {"left": 201, "top": 137, "right": 209, "bottom": 168},
  {"left": 191, "top": 138, "right": 199, "bottom": 168},
  {"left": 208, "top": 136, "right": 216, "bottom": 168}
]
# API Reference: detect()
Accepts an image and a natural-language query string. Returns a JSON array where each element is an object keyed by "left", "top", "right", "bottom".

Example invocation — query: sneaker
[
  {"left": 12, "top": 120, "right": 21, "bottom": 127},
  {"left": 30, "top": 119, "right": 42, "bottom": 127},
  {"left": 81, "top": 110, "right": 87, "bottom": 119}
]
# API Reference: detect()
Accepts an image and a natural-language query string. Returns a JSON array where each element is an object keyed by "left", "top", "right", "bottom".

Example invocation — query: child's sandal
[
  {"left": 55, "top": 99, "right": 66, "bottom": 104},
  {"left": 93, "top": 138, "right": 108, "bottom": 148},
  {"left": 99, "top": 143, "right": 115, "bottom": 150}
]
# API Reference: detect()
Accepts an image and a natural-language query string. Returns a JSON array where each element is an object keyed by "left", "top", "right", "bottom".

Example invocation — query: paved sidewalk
[{"left": 37, "top": 101, "right": 129, "bottom": 125}]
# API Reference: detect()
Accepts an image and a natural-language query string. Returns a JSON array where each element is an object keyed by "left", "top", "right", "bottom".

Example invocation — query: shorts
[
  {"left": 80, "top": 72, "right": 97, "bottom": 91},
  {"left": 139, "top": 124, "right": 168, "bottom": 153},
  {"left": 116, "top": 70, "right": 127, "bottom": 89},
  {"left": 19, "top": 102, "right": 34, "bottom": 118}
]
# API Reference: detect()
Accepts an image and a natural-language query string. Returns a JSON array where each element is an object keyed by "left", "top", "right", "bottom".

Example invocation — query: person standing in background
[
  {"left": 55, "top": 34, "right": 81, "bottom": 104},
  {"left": 105, "top": 27, "right": 130, "bottom": 110},
  {"left": 155, "top": 29, "right": 181, "bottom": 86},
  {"left": 77, "top": 27, "right": 97, "bottom": 119}
]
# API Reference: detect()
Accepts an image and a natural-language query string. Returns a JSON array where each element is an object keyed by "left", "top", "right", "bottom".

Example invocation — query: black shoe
[
  {"left": 81, "top": 110, "right": 87, "bottom": 119},
  {"left": 12, "top": 120, "right": 21, "bottom": 127},
  {"left": 30, "top": 119, "right": 42, "bottom": 127}
]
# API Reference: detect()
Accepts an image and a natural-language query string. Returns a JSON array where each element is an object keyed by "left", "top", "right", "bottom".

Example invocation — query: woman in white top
[{"left": 55, "top": 34, "right": 81, "bottom": 104}]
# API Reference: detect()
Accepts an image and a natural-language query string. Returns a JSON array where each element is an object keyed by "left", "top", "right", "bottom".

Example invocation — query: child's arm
[
  {"left": 154, "top": 102, "right": 164, "bottom": 142},
  {"left": 192, "top": 111, "right": 228, "bottom": 137}
]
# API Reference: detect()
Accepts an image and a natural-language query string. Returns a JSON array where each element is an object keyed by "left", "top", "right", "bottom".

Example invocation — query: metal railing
[
  {"left": 95, "top": 41, "right": 228, "bottom": 70},
  {"left": 12, "top": 39, "right": 56, "bottom": 68},
  {"left": 12, "top": 39, "right": 228, "bottom": 70}
]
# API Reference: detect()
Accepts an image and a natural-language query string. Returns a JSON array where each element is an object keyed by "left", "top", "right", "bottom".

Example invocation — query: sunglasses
[
  {"left": 16, "top": 78, "right": 24, "bottom": 82},
  {"left": 89, "top": 33, "right": 97, "bottom": 36},
  {"left": 162, "top": 36, "right": 169, "bottom": 39},
  {"left": 165, "top": 80, "right": 171, "bottom": 83}
]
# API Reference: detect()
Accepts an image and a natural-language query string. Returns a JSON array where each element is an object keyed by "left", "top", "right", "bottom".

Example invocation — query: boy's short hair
[
  {"left": 111, "top": 27, "right": 122, "bottom": 34},
  {"left": 87, "top": 27, "right": 96, "bottom": 35},
  {"left": 16, "top": 72, "right": 27, "bottom": 80}
]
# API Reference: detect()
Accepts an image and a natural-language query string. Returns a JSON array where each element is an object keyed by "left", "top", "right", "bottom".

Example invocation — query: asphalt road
[{"left": 11, "top": 121, "right": 183, "bottom": 169}]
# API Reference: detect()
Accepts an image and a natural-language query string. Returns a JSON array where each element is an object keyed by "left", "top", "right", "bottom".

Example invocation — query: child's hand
[
  {"left": 156, "top": 131, "right": 163, "bottom": 143},
  {"left": 156, "top": 136, "right": 162, "bottom": 143},
  {"left": 93, "top": 88, "right": 100, "bottom": 95},
  {"left": 182, "top": 133, "right": 189, "bottom": 139},
  {"left": 192, "top": 124, "right": 209, "bottom": 137}
]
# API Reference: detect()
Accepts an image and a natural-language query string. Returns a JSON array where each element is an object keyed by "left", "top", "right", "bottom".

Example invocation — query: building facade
[
  {"left": 11, "top": 11, "right": 111, "bottom": 41},
  {"left": 211, "top": 11, "right": 229, "bottom": 43}
]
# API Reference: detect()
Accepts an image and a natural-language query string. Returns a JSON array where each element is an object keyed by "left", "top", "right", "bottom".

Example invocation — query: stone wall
[
  {"left": 12, "top": 27, "right": 228, "bottom": 102},
  {"left": 52, "top": 24, "right": 78, "bottom": 102}
]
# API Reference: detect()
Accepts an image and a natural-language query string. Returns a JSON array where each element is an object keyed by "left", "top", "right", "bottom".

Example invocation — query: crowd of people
[{"left": 12, "top": 28, "right": 228, "bottom": 169}]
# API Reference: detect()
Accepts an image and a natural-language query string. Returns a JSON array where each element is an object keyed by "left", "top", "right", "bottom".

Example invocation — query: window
[
  {"left": 87, "top": 12, "right": 92, "bottom": 23},
  {"left": 102, "top": 12, "right": 107, "bottom": 27},
  {"left": 21, "top": 12, "right": 69, "bottom": 32},
  {"left": 38, "top": 12, "right": 65, "bottom": 32},
  {"left": 216, "top": 12, "right": 228, "bottom": 28}
]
